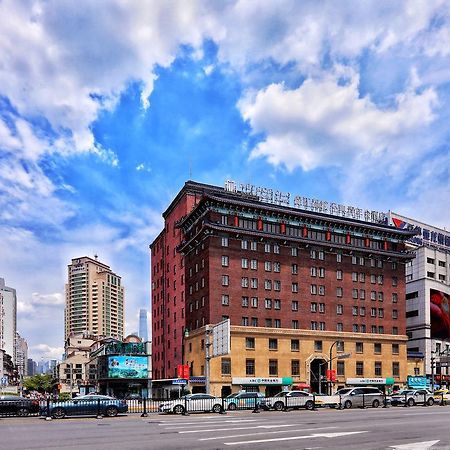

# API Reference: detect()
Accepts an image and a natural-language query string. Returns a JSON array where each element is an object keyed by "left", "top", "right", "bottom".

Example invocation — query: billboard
[
  {"left": 430, "top": 289, "right": 450, "bottom": 339},
  {"left": 108, "top": 356, "right": 148, "bottom": 379}
]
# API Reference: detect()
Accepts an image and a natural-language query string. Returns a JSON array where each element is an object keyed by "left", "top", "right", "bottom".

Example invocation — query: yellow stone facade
[{"left": 185, "top": 325, "right": 408, "bottom": 396}]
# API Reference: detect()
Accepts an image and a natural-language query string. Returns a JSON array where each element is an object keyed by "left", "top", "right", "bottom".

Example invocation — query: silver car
[
  {"left": 159, "top": 393, "right": 223, "bottom": 414},
  {"left": 261, "top": 390, "right": 318, "bottom": 411},
  {"left": 336, "top": 387, "right": 385, "bottom": 409},
  {"left": 390, "top": 389, "right": 434, "bottom": 407}
]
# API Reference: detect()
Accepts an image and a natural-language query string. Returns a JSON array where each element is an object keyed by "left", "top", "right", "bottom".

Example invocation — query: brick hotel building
[{"left": 150, "top": 181, "right": 415, "bottom": 396}]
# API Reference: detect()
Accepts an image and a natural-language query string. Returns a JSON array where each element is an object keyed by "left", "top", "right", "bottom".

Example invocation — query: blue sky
[{"left": 1, "top": 0, "right": 450, "bottom": 361}]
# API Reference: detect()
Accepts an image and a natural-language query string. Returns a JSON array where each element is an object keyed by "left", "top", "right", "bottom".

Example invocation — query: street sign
[
  {"left": 177, "top": 364, "right": 189, "bottom": 379},
  {"left": 326, "top": 369, "right": 336, "bottom": 382},
  {"left": 172, "top": 379, "right": 187, "bottom": 385}
]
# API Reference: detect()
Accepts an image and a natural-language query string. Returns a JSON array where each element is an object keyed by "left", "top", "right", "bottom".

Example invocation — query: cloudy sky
[{"left": 1, "top": 0, "right": 450, "bottom": 361}]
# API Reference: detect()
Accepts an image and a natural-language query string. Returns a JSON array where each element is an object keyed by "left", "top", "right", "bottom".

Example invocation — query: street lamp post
[
  {"left": 181, "top": 328, "right": 189, "bottom": 397},
  {"left": 329, "top": 341, "right": 339, "bottom": 395}
]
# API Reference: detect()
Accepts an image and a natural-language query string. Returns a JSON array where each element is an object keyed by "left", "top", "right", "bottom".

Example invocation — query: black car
[{"left": 0, "top": 395, "right": 40, "bottom": 416}]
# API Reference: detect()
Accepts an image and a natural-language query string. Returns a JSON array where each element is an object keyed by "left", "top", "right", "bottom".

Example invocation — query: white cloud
[{"left": 30, "top": 344, "right": 64, "bottom": 360}]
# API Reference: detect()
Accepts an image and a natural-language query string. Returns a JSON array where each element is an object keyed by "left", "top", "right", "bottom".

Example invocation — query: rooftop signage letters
[
  {"left": 224, "top": 180, "right": 387, "bottom": 224},
  {"left": 105, "top": 342, "right": 146, "bottom": 355}
]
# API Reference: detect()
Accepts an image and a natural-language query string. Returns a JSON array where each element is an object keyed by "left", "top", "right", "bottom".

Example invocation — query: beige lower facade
[{"left": 185, "top": 325, "right": 408, "bottom": 397}]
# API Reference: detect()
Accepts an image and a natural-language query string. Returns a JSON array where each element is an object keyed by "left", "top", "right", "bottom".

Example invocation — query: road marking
[
  {"left": 390, "top": 440, "right": 440, "bottom": 450},
  {"left": 224, "top": 431, "right": 368, "bottom": 445},
  {"left": 158, "top": 419, "right": 258, "bottom": 427},
  {"left": 199, "top": 426, "right": 338, "bottom": 441},
  {"left": 179, "top": 424, "right": 297, "bottom": 434}
]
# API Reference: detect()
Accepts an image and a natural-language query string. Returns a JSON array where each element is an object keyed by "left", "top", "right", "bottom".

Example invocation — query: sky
[{"left": 1, "top": 0, "right": 450, "bottom": 361}]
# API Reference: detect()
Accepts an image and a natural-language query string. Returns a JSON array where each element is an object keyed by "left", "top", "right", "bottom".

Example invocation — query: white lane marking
[
  {"left": 179, "top": 424, "right": 297, "bottom": 434},
  {"left": 199, "top": 426, "right": 338, "bottom": 441},
  {"left": 404, "top": 411, "right": 450, "bottom": 416},
  {"left": 390, "top": 440, "right": 440, "bottom": 450},
  {"left": 224, "top": 431, "right": 368, "bottom": 445},
  {"left": 159, "top": 419, "right": 258, "bottom": 427}
]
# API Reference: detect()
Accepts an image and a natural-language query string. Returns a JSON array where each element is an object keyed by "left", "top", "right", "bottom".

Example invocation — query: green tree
[{"left": 23, "top": 374, "right": 53, "bottom": 393}]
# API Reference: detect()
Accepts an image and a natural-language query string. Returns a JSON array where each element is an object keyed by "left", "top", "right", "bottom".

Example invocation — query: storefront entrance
[{"left": 310, "top": 358, "right": 328, "bottom": 394}]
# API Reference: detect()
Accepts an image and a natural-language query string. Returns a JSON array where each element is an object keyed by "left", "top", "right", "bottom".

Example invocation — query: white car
[
  {"left": 159, "top": 393, "right": 224, "bottom": 414},
  {"left": 261, "top": 390, "right": 318, "bottom": 411}
]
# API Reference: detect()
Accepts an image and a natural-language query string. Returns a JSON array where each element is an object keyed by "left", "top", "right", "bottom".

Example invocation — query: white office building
[{"left": 0, "top": 278, "right": 17, "bottom": 363}]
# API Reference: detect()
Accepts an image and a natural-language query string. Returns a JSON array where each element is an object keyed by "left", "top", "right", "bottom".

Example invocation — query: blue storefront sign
[
  {"left": 407, "top": 375, "right": 428, "bottom": 389},
  {"left": 172, "top": 379, "right": 187, "bottom": 385}
]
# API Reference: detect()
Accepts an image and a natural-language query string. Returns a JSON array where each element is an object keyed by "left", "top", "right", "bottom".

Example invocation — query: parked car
[
  {"left": 336, "top": 387, "right": 385, "bottom": 409},
  {"left": 42, "top": 395, "right": 128, "bottom": 419},
  {"left": 224, "top": 392, "right": 265, "bottom": 410},
  {"left": 0, "top": 395, "right": 40, "bottom": 417},
  {"left": 390, "top": 389, "right": 434, "bottom": 406},
  {"left": 433, "top": 389, "right": 450, "bottom": 403},
  {"left": 261, "top": 390, "right": 318, "bottom": 411},
  {"left": 159, "top": 393, "right": 223, "bottom": 414}
]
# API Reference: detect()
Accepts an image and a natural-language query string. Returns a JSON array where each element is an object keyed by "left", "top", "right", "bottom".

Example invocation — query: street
[{"left": 1, "top": 405, "right": 450, "bottom": 449}]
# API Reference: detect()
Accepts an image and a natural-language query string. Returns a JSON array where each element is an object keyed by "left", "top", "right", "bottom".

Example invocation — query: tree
[{"left": 23, "top": 374, "right": 53, "bottom": 393}]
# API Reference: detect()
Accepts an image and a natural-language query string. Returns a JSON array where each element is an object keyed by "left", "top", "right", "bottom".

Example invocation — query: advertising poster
[
  {"left": 430, "top": 289, "right": 450, "bottom": 339},
  {"left": 108, "top": 356, "right": 148, "bottom": 379}
]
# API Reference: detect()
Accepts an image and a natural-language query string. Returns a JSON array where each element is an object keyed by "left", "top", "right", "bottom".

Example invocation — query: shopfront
[
  {"left": 232, "top": 377, "right": 293, "bottom": 396},
  {"left": 346, "top": 377, "right": 396, "bottom": 393}
]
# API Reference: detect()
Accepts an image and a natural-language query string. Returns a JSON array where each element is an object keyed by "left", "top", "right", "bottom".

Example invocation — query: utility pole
[
  {"left": 431, "top": 353, "right": 435, "bottom": 393},
  {"left": 205, "top": 326, "right": 211, "bottom": 395},
  {"left": 329, "top": 341, "right": 339, "bottom": 395}
]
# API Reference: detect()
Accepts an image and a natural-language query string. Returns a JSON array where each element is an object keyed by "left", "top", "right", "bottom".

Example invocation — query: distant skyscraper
[
  {"left": 0, "top": 278, "right": 17, "bottom": 363},
  {"left": 139, "top": 309, "right": 148, "bottom": 342},
  {"left": 64, "top": 256, "right": 124, "bottom": 340},
  {"left": 27, "top": 358, "right": 37, "bottom": 376},
  {"left": 15, "top": 332, "right": 28, "bottom": 377}
]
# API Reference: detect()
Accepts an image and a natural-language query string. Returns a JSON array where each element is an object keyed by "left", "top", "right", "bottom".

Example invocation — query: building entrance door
[{"left": 310, "top": 358, "right": 327, "bottom": 394}]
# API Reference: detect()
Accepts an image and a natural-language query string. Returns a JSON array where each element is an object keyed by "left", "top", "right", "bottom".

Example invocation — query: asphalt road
[{"left": 1, "top": 405, "right": 450, "bottom": 450}]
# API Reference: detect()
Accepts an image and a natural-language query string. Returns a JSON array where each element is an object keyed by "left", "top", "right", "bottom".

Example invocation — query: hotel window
[
  {"left": 378, "top": 326, "right": 384, "bottom": 334},
  {"left": 374, "top": 343, "right": 382, "bottom": 354},
  {"left": 273, "top": 262, "right": 281, "bottom": 272},
  {"left": 291, "top": 360, "right": 300, "bottom": 376},
  {"left": 318, "top": 251, "right": 325, "bottom": 260},
  {"left": 291, "top": 247, "right": 298, "bottom": 257},
  {"left": 241, "top": 316, "right": 249, "bottom": 326},
  {"left": 310, "top": 249, "right": 317, "bottom": 259},
  {"left": 337, "top": 323, "right": 344, "bottom": 331},
  {"left": 392, "top": 261, "right": 398, "bottom": 270},
  {"left": 221, "top": 295, "right": 229, "bottom": 306},
  {"left": 353, "top": 324, "right": 359, "bottom": 332},
  {"left": 377, "top": 259, "right": 383, "bottom": 268},
  {"left": 337, "top": 304, "right": 343, "bottom": 315},
  {"left": 392, "top": 309, "right": 398, "bottom": 319},
  {"left": 265, "top": 261, "right": 272, "bottom": 271},
  {"left": 222, "top": 275, "right": 229, "bottom": 286},
  {"left": 251, "top": 278, "right": 258, "bottom": 289},
  {"left": 352, "top": 255, "right": 358, "bottom": 265},
  {"left": 352, "top": 289, "right": 358, "bottom": 299},
  {"left": 319, "top": 322, "right": 326, "bottom": 330},
  {"left": 242, "top": 296, "right": 249, "bottom": 307},
  {"left": 392, "top": 343, "right": 399, "bottom": 354},
  {"left": 392, "top": 276, "right": 398, "bottom": 287},
  {"left": 246, "top": 337, "right": 255, "bottom": 349},
  {"left": 250, "top": 259, "right": 258, "bottom": 270},
  {"left": 292, "top": 264, "right": 298, "bottom": 274},
  {"left": 251, "top": 317, "right": 258, "bottom": 326},
  {"left": 356, "top": 361, "right": 364, "bottom": 376},
  {"left": 273, "top": 244, "right": 280, "bottom": 254},
  {"left": 360, "top": 324, "right": 366, "bottom": 333},
  {"left": 311, "top": 302, "right": 318, "bottom": 312},
  {"left": 314, "top": 340, "right": 323, "bottom": 351},
  {"left": 378, "top": 292, "right": 384, "bottom": 302},
  {"left": 336, "top": 269, "right": 343, "bottom": 280},
  {"left": 352, "top": 272, "right": 358, "bottom": 282},
  {"left": 242, "top": 258, "right": 249, "bottom": 269},
  {"left": 292, "top": 282, "right": 299, "bottom": 293},
  {"left": 336, "top": 341, "right": 345, "bottom": 352},
  {"left": 337, "top": 361, "right": 345, "bottom": 376},
  {"left": 269, "top": 338, "right": 278, "bottom": 350},
  {"left": 359, "top": 273, "right": 365, "bottom": 282},
  {"left": 274, "top": 280, "right": 281, "bottom": 291},
  {"left": 352, "top": 306, "right": 358, "bottom": 316},
  {"left": 292, "top": 300, "right": 299, "bottom": 311},
  {"left": 359, "top": 307, "right": 366, "bottom": 316},
  {"left": 337, "top": 252, "right": 342, "bottom": 263},
  {"left": 291, "top": 339, "right": 300, "bottom": 351},
  {"left": 360, "top": 289, "right": 365, "bottom": 300},
  {"left": 221, "top": 358, "right": 231, "bottom": 375},
  {"left": 370, "top": 307, "right": 376, "bottom": 317},
  {"left": 378, "top": 275, "right": 383, "bottom": 285},
  {"left": 221, "top": 237, "right": 228, "bottom": 247},
  {"left": 246, "top": 359, "right": 255, "bottom": 376},
  {"left": 375, "top": 361, "right": 382, "bottom": 376},
  {"left": 311, "top": 321, "right": 318, "bottom": 330},
  {"left": 265, "top": 280, "right": 272, "bottom": 290},
  {"left": 393, "top": 326, "right": 398, "bottom": 335},
  {"left": 371, "top": 325, "right": 377, "bottom": 333},
  {"left": 311, "top": 284, "right": 317, "bottom": 295},
  {"left": 250, "top": 241, "right": 257, "bottom": 251},
  {"left": 439, "top": 260, "right": 446, "bottom": 267},
  {"left": 311, "top": 266, "right": 317, "bottom": 277},
  {"left": 319, "top": 303, "right": 325, "bottom": 313},
  {"left": 221, "top": 256, "right": 229, "bottom": 267},
  {"left": 378, "top": 308, "right": 384, "bottom": 318},
  {"left": 242, "top": 277, "right": 249, "bottom": 288},
  {"left": 427, "top": 257, "right": 435, "bottom": 264},
  {"left": 265, "top": 318, "right": 272, "bottom": 327},
  {"left": 356, "top": 342, "right": 363, "bottom": 353},
  {"left": 359, "top": 257, "right": 365, "bottom": 266},
  {"left": 370, "top": 274, "right": 376, "bottom": 284},
  {"left": 269, "top": 359, "right": 278, "bottom": 376},
  {"left": 241, "top": 240, "right": 248, "bottom": 250},
  {"left": 370, "top": 258, "right": 376, "bottom": 267},
  {"left": 265, "top": 243, "right": 271, "bottom": 253},
  {"left": 292, "top": 320, "right": 299, "bottom": 329},
  {"left": 319, "top": 267, "right": 325, "bottom": 278},
  {"left": 274, "top": 319, "right": 281, "bottom": 328},
  {"left": 392, "top": 362, "right": 400, "bottom": 377},
  {"left": 221, "top": 215, "right": 228, "bottom": 225},
  {"left": 371, "top": 290, "right": 376, "bottom": 301},
  {"left": 265, "top": 298, "right": 273, "bottom": 309},
  {"left": 251, "top": 297, "right": 258, "bottom": 308},
  {"left": 274, "top": 299, "right": 281, "bottom": 310},
  {"left": 336, "top": 287, "right": 343, "bottom": 297}
]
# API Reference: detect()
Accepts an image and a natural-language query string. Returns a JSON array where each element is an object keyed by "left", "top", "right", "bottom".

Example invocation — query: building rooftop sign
[{"left": 224, "top": 180, "right": 387, "bottom": 224}]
